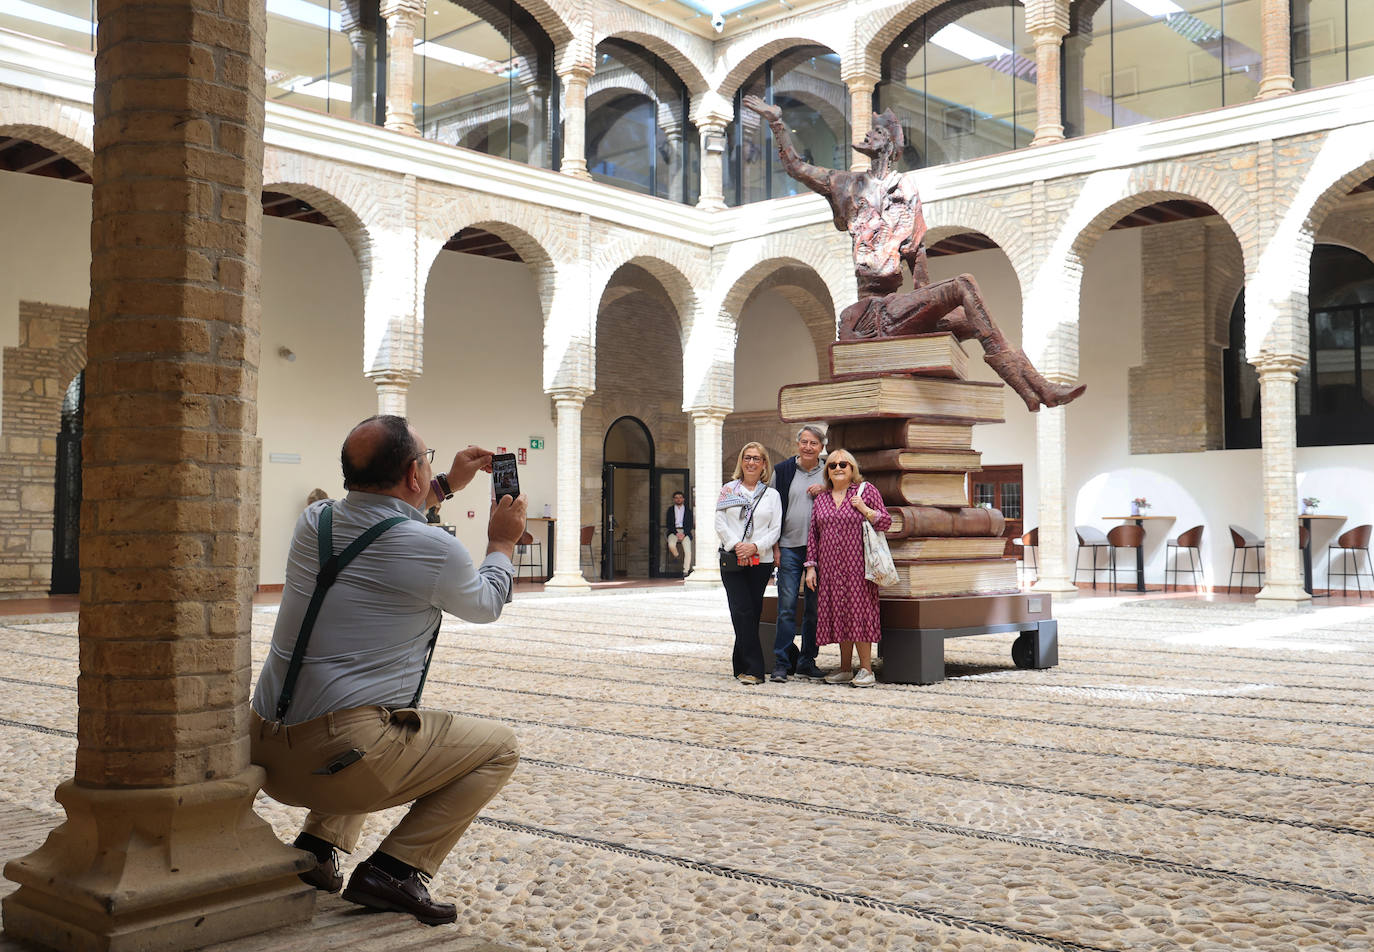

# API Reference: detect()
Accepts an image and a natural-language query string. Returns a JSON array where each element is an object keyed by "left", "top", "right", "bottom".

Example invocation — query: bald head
[{"left": 341, "top": 415, "right": 422, "bottom": 492}]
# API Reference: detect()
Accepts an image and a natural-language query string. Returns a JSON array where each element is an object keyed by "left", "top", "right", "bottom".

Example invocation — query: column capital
[
  {"left": 1252, "top": 354, "right": 1306, "bottom": 378},
  {"left": 548, "top": 387, "right": 592, "bottom": 408},
  {"left": 841, "top": 70, "right": 880, "bottom": 93},
  {"left": 686, "top": 406, "right": 730, "bottom": 423},
  {"left": 1023, "top": 0, "right": 1070, "bottom": 35},
  {"left": 557, "top": 64, "right": 594, "bottom": 86},
  {"left": 380, "top": 0, "right": 423, "bottom": 23},
  {"left": 1028, "top": 23, "right": 1068, "bottom": 43}
]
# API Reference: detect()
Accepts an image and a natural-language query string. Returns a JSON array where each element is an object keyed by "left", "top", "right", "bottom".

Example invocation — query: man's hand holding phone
[{"left": 487, "top": 493, "right": 527, "bottom": 560}]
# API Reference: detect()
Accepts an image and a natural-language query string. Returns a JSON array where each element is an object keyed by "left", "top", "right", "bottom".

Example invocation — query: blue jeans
[{"left": 773, "top": 546, "right": 818, "bottom": 669}]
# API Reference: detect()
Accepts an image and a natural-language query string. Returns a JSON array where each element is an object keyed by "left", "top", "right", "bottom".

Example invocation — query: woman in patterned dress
[
  {"left": 803, "top": 448, "right": 891, "bottom": 688},
  {"left": 715, "top": 442, "right": 782, "bottom": 685}
]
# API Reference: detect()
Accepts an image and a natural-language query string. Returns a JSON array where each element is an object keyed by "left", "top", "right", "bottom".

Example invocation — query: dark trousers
[{"left": 722, "top": 562, "right": 772, "bottom": 678}]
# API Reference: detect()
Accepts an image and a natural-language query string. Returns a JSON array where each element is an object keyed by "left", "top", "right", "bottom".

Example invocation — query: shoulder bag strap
[{"left": 273, "top": 503, "right": 408, "bottom": 723}]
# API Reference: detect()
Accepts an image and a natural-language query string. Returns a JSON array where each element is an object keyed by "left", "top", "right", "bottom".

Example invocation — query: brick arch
[
  {"left": 0, "top": 123, "right": 93, "bottom": 175},
  {"left": 261, "top": 150, "right": 385, "bottom": 282},
  {"left": 741, "top": 264, "right": 837, "bottom": 381},
  {"left": 592, "top": 245, "right": 706, "bottom": 348},
  {"left": 924, "top": 194, "right": 1034, "bottom": 290},
  {"left": 854, "top": 0, "right": 968, "bottom": 79},
  {"left": 593, "top": 16, "right": 712, "bottom": 96},
  {"left": 716, "top": 35, "right": 842, "bottom": 104},
  {"left": 713, "top": 233, "right": 853, "bottom": 333}
]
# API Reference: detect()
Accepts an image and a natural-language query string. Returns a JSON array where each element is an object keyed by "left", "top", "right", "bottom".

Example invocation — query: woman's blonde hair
[
  {"left": 731, "top": 441, "right": 772, "bottom": 481},
  {"left": 822, "top": 448, "right": 863, "bottom": 489}
]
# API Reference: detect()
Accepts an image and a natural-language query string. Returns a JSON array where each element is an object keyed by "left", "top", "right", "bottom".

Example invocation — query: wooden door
[{"left": 970, "top": 464, "right": 1024, "bottom": 558}]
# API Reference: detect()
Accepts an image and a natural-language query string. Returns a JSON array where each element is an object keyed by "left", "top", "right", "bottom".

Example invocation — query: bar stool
[
  {"left": 515, "top": 530, "right": 543, "bottom": 580},
  {"left": 1017, "top": 527, "right": 1038, "bottom": 585},
  {"left": 1074, "top": 525, "right": 1109, "bottom": 589},
  {"left": 1165, "top": 525, "right": 1205, "bottom": 592},
  {"left": 1328, "top": 524, "right": 1373, "bottom": 596},
  {"left": 1227, "top": 525, "right": 1265, "bottom": 593},
  {"left": 1107, "top": 523, "right": 1145, "bottom": 593},
  {"left": 580, "top": 525, "right": 596, "bottom": 575}
]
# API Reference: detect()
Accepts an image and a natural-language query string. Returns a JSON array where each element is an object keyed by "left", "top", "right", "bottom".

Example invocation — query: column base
[
  {"left": 1256, "top": 75, "right": 1294, "bottom": 99},
  {"left": 1030, "top": 128, "right": 1064, "bottom": 146},
  {"left": 543, "top": 571, "right": 591, "bottom": 591},
  {"left": 1254, "top": 583, "right": 1312, "bottom": 607},
  {"left": 559, "top": 162, "right": 591, "bottom": 180},
  {"left": 3, "top": 769, "right": 315, "bottom": 952},
  {"left": 1031, "top": 576, "right": 1078, "bottom": 598},
  {"left": 684, "top": 569, "right": 722, "bottom": 589},
  {"left": 695, "top": 197, "right": 726, "bottom": 212},
  {"left": 384, "top": 119, "right": 419, "bottom": 135}
]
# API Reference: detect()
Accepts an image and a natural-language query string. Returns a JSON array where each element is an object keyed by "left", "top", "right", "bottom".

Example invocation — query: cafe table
[
  {"left": 1300, "top": 513, "right": 1345, "bottom": 595},
  {"left": 1102, "top": 515, "right": 1173, "bottom": 593}
]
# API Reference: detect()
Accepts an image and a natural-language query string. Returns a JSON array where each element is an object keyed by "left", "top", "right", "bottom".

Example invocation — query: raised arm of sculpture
[{"left": 741, "top": 95, "right": 838, "bottom": 200}]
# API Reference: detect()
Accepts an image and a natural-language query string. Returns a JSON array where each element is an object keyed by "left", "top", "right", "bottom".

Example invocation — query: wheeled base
[{"left": 761, "top": 592, "right": 1057, "bottom": 685}]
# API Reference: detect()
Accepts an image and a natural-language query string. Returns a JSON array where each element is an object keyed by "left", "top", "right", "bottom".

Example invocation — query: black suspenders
[{"left": 272, "top": 503, "right": 441, "bottom": 723}]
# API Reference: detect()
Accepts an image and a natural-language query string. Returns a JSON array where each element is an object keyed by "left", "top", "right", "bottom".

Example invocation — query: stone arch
[
  {"left": 856, "top": 0, "right": 971, "bottom": 80},
  {"left": 262, "top": 151, "right": 383, "bottom": 285},
  {"left": 714, "top": 232, "right": 853, "bottom": 336},
  {"left": 0, "top": 86, "right": 95, "bottom": 172},
  {"left": 0, "top": 123, "right": 93, "bottom": 176},
  {"left": 716, "top": 35, "right": 843, "bottom": 104},
  {"left": 593, "top": 18, "right": 711, "bottom": 96},
  {"left": 457, "top": 0, "right": 575, "bottom": 50},
  {"left": 741, "top": 264, "right": 837, "bottom": 381},
  {"left": 924, "top": 194, "right": 1035, "bottom": 291},
  {"left": 591, "top": 242, "right": 707, "bottom": 350}
]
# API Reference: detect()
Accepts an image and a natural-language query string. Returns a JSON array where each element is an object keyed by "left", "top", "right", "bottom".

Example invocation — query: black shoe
[
  {"left": 296, "top": 844, "right": 343, "bottom": 893},
  {"left": 342, "top": 860, "right": 457, "bottom": 926},
  {"left": 770, "top": 664, "right": 790, "bottom": 682},
  {"left": 794, "top": 663, "right": 827, "bottom": 681}
]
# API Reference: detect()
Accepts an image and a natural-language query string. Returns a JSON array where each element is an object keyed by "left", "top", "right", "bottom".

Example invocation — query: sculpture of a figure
[{"left": 743, "top": 97, "right": 1085, "bottom": 411}]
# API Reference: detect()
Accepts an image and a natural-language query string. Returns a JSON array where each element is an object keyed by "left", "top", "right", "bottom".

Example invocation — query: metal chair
[
  {"left": 1017, "top": 527, "right": 1038, "bottom": 585},
  {"left": 1074, "top": 525, "right": 1109, "bottom": 589},
  {"left": 1165, "top": 525, "right": 1205, "bottom": 592},
  {"left": 579, "top": 524, "right": 596, "bottom": 575},
  {"left": 515, "top": 530, "right": 543, "bottom": 580},
  {"left": 1227, "top": 524, "right": 1265, "bottom": 593},
  {"left": 1106, "top": 523, "right": 1145, "bottom": 593},
  {"left": 1328, "top": 524, "right": 1373, "bottom": 596}
]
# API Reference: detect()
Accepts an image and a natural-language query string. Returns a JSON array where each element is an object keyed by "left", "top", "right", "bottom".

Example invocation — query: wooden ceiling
[{"left": 0, "top": 137, "right": 90, "bottom": 182}]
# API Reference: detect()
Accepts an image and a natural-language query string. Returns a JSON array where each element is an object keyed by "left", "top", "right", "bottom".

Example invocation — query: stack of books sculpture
[{"left": 779, "top": 332, "right": 1019, "bottom": 599}]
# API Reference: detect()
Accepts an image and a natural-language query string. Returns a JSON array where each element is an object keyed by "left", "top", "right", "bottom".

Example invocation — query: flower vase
[{"left": 1130, "top": 502, "right": 1140, "bottom": 517}]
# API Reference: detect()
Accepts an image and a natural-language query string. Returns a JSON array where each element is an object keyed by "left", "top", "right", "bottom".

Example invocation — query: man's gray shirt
[
  {"left": 252, "top": 491, "right": 514, "bottom": 725},
  {"left": 780, "top": 458, "right": 825, "bottom": 547}
]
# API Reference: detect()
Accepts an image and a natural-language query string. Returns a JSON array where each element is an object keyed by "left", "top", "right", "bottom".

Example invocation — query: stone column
[
  {"left": 369, "top": 370, "right": 415, "bottom": 415},
  {"left": 559, "top": 66, "right": 592, "bottom": 179},
  {"left": 381, "top": 0, "right": 423, "bottom": 134},
  {"left": 1254, "top": 356, "right": 1309, "bottom": 604},
  {"left": 1030, "top": 403, "right": 1077, "bottom": 596},
  {"left": 545, "top": 389, "right": 592, "bottom": 590},
  {"left": 684, "top": 408, "right": 728, "bottom": 588},
  {"left": 1030, "top": 26, "right": 1067, "bottom": 145},
  {"left": 846, "top": 74, "right": 876, "bottom": 171},
  {"left": 1257, "top": 0, "right": 1295, "bottom": 99},
  {"left": 1, "top": 0, "right": 315, "bottom": 947},
  {"left": 696, "top": 117, "right": 729, "bottom": 210}
]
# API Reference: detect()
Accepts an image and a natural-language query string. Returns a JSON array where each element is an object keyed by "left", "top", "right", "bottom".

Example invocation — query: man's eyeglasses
[
  {"left": 827, "top": 461, "right": 850, "bottom": 470},
  {"left": 417, "top": 448, "right": 435, "bottom": 464}
]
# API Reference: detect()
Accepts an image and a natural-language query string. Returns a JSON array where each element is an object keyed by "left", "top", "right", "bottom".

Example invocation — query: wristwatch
[{"left": 435, "top": 472, "right": 454, "bottom": 499}]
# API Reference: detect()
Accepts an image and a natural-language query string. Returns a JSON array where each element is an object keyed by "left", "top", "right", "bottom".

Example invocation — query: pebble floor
[{"left": 0, "top": 589, "right": 1371, "bottom": 951}]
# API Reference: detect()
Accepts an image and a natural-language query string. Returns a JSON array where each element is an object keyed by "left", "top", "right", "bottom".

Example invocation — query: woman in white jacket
[{"left": 715, "top": 441, "right": 782, "bottom": 685}]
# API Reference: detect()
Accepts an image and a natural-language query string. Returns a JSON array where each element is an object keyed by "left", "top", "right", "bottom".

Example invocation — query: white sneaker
[
  {"left": 823, "top": 669, "right": 854, "bottom": 684},
  {"left": 851, "top": 668, "right": 876, "bottom": 688}
]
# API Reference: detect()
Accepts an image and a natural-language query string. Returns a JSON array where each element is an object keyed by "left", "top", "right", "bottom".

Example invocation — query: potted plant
[
  {"left": 1130, "top": 496, "right": 1150, "bottom": 517},
  {"left": 1302, "top": 496, "right": 1319, "bottom": 515}
]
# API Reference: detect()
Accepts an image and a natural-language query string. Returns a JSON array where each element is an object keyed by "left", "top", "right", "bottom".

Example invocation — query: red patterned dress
[{"left": 806, "top": 482, "right": 891, "bottom": 645}]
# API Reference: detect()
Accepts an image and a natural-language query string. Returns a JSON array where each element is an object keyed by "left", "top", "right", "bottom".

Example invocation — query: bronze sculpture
[{"left": 743, "top": 97, "right": 1085, "bottom": 412}]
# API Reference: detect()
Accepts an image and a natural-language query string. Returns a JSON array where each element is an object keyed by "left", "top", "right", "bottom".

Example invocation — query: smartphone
[{"left": 492, "top": 452, "right": 519, "bottom": 501}]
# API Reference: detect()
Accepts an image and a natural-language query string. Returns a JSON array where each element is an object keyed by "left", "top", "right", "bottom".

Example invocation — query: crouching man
[{"left": 251, "top": 415, "right": 525, "bottom": 926}]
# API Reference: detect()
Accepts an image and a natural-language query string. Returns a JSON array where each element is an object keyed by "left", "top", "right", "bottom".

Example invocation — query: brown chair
[
  {"left": 1328, "top": 524, "right": 1373, "bottom": 596},
  {"left": 1106, "top": 524, "right": 1145, "bottom": 593},
  {"left": 1165, "top": 525, "right": 1205, "bottom": 592},
  {"left": 580, "top": 524, "right": 596, "bottom": 574},
  {"left": 515, "top": 530, "right": 543, "bottom": 580},
  {"left": 1017, "top": 527, "right": 1039, "bottom": 585},
  {"left": 1227, "top": 524, "right": 1264, "bottom": 593}
]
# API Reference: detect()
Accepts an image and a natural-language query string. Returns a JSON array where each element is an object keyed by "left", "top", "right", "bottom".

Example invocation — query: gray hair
[{"left": 796, "top": 424, "right": 826, "bottom": 443}]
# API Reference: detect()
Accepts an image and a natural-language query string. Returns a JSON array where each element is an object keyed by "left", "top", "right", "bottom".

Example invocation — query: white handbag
[{"left": 856, "top": 482, "right": 899, "bottom": 587}]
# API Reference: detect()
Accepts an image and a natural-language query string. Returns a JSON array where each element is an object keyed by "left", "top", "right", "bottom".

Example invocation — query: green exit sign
[{"left": 529, "top": 438, "right": 544, "bottom": 450}]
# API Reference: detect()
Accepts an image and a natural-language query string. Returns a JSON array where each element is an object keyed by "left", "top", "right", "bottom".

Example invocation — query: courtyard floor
[{"left": 0, "top": 588, "right": 1371, "bottom": 951}]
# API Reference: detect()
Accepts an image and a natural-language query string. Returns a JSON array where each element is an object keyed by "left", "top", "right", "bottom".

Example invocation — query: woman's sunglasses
[{"left": 827, "top": 461, "right": 850, "bottom": 470}]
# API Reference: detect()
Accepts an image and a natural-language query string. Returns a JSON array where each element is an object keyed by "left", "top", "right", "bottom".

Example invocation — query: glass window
[
  {"left": 414, "top": 0, "right": 557, "bottom": 168},
  {"left": 0, "top": 0, "right": 95, "bottom": 50},
  {"left": 877, "top": 2, "right": 1033, "bottom": 170},
  {"left": 1293, "top": 0, "right": 1374, "bottom": 87},
  {"left": 586, "top": 39, "right": 698, "bottom": 203},
  {"left": 1064, "top": 0, "right": 1261, "bottom": 138},
  {"left": 726, "top": 46, "right": 847, "bottom": 206},
  {"left": 267, "top": 0, "right": 366, "bottom": 122}
]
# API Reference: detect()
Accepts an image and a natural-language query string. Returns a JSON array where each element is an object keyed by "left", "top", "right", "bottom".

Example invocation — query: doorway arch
[
  {"left": 602, "top": 416, "right": 655, "bottom": 580},
  {"left": 49, "top": 371, "right": 83, "bottom": 594}
]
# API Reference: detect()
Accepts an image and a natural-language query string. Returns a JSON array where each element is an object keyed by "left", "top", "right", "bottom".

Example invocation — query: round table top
[{"left": 1103, "top": 514, "right": 1173, "bottom": 520}]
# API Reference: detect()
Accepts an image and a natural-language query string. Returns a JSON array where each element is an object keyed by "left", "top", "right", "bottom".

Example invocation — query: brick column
[
  {"left": 684, "top": 408, "right": 728, "bottom": 588},
  {"left": 845, "top": 73, "right": 876, "bottom": 171},
  {"left": 1257, "top": 0, "right": 1294, "bottom": 99},
  {"left": 696, "top": 117, "right": 729, "bottom": 210},
  {"left": 370, "top": 370, "right": 416, "bottom": 415},
  {"left": 558, "top": 66, "right": 592, "bottom": 179},
  {"left": 1030, "top": 404, "right": 1077, "bottom": 596},
  {"left": 1254, "top": 356, "right": 1309, "bottom": 604},
  {"left": 545, "top": 389, "right": 592, "bottom": 590},
  {"left": 1, "top": 0, "right": 315, "bottom": 947},
  {"left": 1029, "top": 26, "right": 1067, "bottom": 145},
  {"left": 381, "top": 0, "right": 422, "bottom": 134}
]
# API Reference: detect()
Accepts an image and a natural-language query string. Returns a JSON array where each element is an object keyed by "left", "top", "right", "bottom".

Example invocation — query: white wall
[
  {"left": 0, "top": 171, "right": 90, "bottom": 354},
  {"left": 733, "top": 289, "right": 817, "bottom": 410}
]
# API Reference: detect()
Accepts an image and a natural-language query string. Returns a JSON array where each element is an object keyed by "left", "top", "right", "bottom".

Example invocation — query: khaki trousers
[
  {"left": 251, "top": 706, "right": 519, "bottom": 876},
  {"left": 667, "top": 533, "right": 691, "bottom": 569}
]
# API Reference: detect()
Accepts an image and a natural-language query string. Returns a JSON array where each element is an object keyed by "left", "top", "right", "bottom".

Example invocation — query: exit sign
[{"left": 529, "top": 438, "right": 545, "bottom": 450}]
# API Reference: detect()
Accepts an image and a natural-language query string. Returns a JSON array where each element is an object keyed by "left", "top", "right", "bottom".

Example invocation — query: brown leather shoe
[
  {"left": 342, "top": 860, "right": 457, "bottom": 926},
  {"left": 298, "top": 846, "right": 343, "bottom": 893}
]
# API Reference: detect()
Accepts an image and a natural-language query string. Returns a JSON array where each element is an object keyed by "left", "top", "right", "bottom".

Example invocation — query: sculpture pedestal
[
  {"left": 762, "top": 592, "right": 1057, "bottom": 685},
  {"left": 3, "top": 770, "right": 315, "bottom": 952}
]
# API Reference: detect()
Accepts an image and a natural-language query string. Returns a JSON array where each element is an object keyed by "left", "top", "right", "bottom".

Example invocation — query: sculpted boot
[{"left": 982, "top": 351, "right": 1042, "bottom": 412}]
